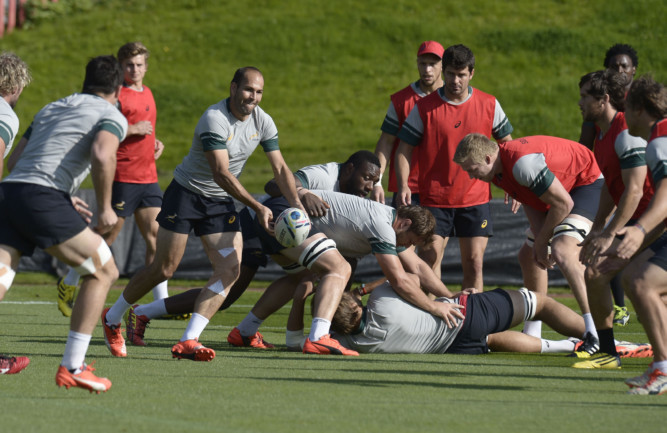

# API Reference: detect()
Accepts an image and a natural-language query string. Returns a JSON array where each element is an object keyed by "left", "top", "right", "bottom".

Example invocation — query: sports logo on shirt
[
  {"left": 249, "top": 131, "right": 259, "bottom": 140},
  {"left": 455, "top": 121, "right": 462, "bottom": 128}
]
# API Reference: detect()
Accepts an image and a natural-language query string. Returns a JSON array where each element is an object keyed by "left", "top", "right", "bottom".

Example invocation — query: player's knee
[
  {"left": 621, "top": 268, "right": 647, "bottom": 299},
  {"left": 74, "top": 240, "right": 115, "bottom": 279}
]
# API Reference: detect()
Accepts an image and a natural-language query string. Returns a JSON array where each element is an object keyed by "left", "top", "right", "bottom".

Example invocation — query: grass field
[{"left": 1, "top": 273, "right": 664, "bottom": 433}]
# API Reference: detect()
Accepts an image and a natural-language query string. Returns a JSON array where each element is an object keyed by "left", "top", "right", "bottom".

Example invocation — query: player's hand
[
  {"left": 370, "top": 184, "right": 385, "bottom": 204},
  {"left": 430, "top": 301, "right": 464, "bottom": 328},
  {"left": 133, "top": 120, "right": 153, "bottom": 136},
  {"left": 597, "top": 250, "right": 632, "bottom": 274},
  {"left": 396, "top": 186, "right": 411, "bottom": 206},
  {"left": 578, "top": 231, "right": 613, "bottom": 265},
  {"left": 71, "top": 196, "right": 93, "bottom": 224},
  {"left": 533, "top": 238, "right": 554, "bottom": 270},
  {"left": 154, "top": 139, "right": 164, "bottom": 160},
  {"left": 301, "top": 191, "right": 330, "bottom": 218},
  {"left": 607, "top": 225, "right": 645, "bottom": 260},
  {"left": 94, "top": 208, "right": 118, "bottom": 235},
  {"left": 257, "top": 205, "right": 275, "bottom": 236},
  {"left": 504, "top": 192, "right": 521, "bottom": 214}
]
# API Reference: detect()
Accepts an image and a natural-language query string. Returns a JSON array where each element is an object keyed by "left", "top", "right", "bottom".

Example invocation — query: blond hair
[
  {"left": 0, "top": 52, "right": 31, "bottom": 97},
  {"left": 453, "top": 133, "right": 498, "bottom": 165},
  {"left": 117, "top": 42, "right": 150, "bottom": 64}
]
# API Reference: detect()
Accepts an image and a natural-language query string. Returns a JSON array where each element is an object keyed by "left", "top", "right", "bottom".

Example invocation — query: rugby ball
[{"left": 275, "top": 208, "right": 311, "bottom": 248}]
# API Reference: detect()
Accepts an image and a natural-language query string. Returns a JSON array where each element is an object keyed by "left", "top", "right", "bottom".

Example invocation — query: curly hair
[
  {"left": 626, "top": 75, "right": 667, "bottom": 120},
  {"left": 397, "top": 205, "right": 435, "bottom": 239},
  {"left": 331, "top": 292, "right": 363, "bottom": 335},
  {"left": 579, "top": 69, "right": 627, "bottom": 112},
  {"left": 0, "top": 52, "right": 31, "bottom": 97},
  {"left": 603, "top": 43, "right": 638, "bottom": 69}
]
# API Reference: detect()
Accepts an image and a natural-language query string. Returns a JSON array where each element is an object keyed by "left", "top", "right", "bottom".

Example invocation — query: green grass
[
  {"left": 1, "top": 273, "right": 665, "bottom": 433},
  {"left": 1, "top": 0, "right": 665, "bottom": 194}
]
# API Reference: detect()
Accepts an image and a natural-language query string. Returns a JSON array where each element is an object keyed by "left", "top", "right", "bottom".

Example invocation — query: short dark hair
[
  {"left": 343, "top": 150, "right": 380, "bottom": 169},
  {"left": 82, "top": 55, "right": 123, "bottom": 95},
  {"left": 626, "top": 75, "right": 667, "bottom": 120},
  {"left": 231, "top": 66, "right": 262, "bottom": 86},
  {"left": 579, "top": 69, "right": 627, "bottom": 111},
  {"left": 443, "top": 44, "right": 475, "bottom": 72},
  {"left": 603, "top": 44, "right": 638, "bottom": 69}
]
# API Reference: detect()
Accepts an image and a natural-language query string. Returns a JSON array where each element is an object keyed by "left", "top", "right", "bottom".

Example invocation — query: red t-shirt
[
  {"left": 115, "top": 85, "right": 158, "bottom": 183},
  {"left": 386, "top": 84, "right": 422, "bottom": 193}
]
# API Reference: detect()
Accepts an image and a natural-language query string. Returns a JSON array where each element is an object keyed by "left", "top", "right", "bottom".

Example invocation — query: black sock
[{"left": 598, "top": 328, "right": 617, "bottom": 355}]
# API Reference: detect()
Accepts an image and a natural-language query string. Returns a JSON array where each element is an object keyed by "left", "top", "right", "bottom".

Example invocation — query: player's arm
[
  {"left": 126, "top": 120, "right": 153, "bottom": 137},
  {"left": 91, "top": 130, "right": 120, "bottom": 234},
  {"left": 614, "top": 176, "right": 667, "bottom": 259},
  {"left": 0, "top": 137, "right": 5, "bottom": 178},
  {"left": 154, "top": 138, "right": 164, "bottom": 160},
  {"left": 6, "top": 135, "right": 27, "bottom": 172},
  {"left": 397, "top": 248, "right": 454, "bottom": 297},
  {"left": 371, "top": 132, "right": 395, "bottom": 203},
  {"left": 394, "top": 140, "right": 413, "bottom": 206},
  {"left": 264, "top": 150, "right": 303, "bottom": 211},
  {"left": 375, "top": 253, "right": 463, "bottom": 327},
  {"left": 534, "top": 177, "right": 574, "bottom": 269}
]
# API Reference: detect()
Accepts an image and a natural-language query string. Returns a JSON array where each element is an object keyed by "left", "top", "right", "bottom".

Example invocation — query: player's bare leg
[
  {"left": 459, "top": 236, "right": 488, "bottom": 290},
  {"left": 418, "top": 234, "right": 447, "bottom": 280}
]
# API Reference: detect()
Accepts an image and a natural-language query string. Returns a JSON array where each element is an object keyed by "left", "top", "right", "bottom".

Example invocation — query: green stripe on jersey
[
  {"left": 529, "top": 167, "right": 555, "bottom": 197},
  {"left": 619, "top": 148, "right": 646, "bottom": 170},
  {"left": 201, "top": 131, "right": 227, "bottom": 151},
  {"left": 260, "top": 137, "right": 279, "bottom": 152},
  {"left": 98, "top": 119, "right": 125, "bottom": 140},
  {"left": 0, "top": 120, "right": 13, "bottom": 146},
  {"left": 370, "top": 238, "right": 397, "bottom": 256}
]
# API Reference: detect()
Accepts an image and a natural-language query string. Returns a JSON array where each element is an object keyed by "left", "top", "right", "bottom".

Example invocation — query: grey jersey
[
  {"left": 173, "top": 99, "right": 279, "bottom": 199},
  {"left": 646, "top": 136, "right": 667, "bottom": 182},
  {"left": 308, "top": 190, "right": 398, "bottom": 258},
  {"left": 294, "top": 162, "right": 341, "bottom": 191},
  {"left": 4, "top": 93, "right": 127, "bottom": 194},
  {"left": 0, "top": 97, "right": 19, "bottom": 158},
  {"left": 335, "top": 282, "right": 464, "bottom": 354}
]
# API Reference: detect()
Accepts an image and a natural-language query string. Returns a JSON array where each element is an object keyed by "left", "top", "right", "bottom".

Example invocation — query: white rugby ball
[{"left": 275, "top": 207, "right": 311, "bottom": 248}]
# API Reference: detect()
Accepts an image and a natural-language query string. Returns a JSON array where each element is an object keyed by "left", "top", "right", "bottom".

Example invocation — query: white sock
[
  {"left": 180, "top": 313, "right": 209, "bottom": 341},
  {"left": 286, "top": 329, "right": 306, "bottom": 349},
  {"left": 134, "top": 300, "right": 167, "bottom": 320},
  {"left": 61, "top": 330, "right": 91, "bottom": 371},
  {"left": 308, "top": 317, "right": 331, "bottom": 342},
  {"left": 541, "top": 339, "right": 576, "bottom": 353},
  {"left": 653, "top": 360, "right": 667, "bottom": 372},
  {"left": 151, "top": 280, "right": 169, "bottom": 301},
  {"left": 582, "top": 313, "right": 598, "bottom": 339},
  {"left": 237, "top": 312, "right": 264, "bottom": 337},
  {"left": 64, "top": 268, "right": 80, "bottom": 287},
  {"left": 105, "top": 294, "right": 132, "bottom": 325},
  {"left": 523, "top": 320, "right": 542, "bottom": 338}
]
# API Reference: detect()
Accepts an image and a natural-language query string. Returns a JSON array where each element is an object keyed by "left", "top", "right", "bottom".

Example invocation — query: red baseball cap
[
  {"left": 417, "top": 41, "right": 445, "bottom": 59},
  {"left": 417, "top": 40, "right": 444, "bottom": 58}
]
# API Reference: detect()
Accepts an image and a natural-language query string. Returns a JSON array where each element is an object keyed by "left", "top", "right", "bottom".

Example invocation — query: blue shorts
[
  {"left": 0, "top": 183, "right": 88, "bottom": 255},
  {"left": 570, "top": 178, "right": 604, "bottom": 221},
  {"left": 446, "top": 289, "right": 513, "bottom": 355},
  {"left": 254, "top": 196, "right": 290, "bottom": 256},
  {"left": 112, "top": 182, "right": 163, "bottom": 217},
  {"left": 239, "top": 206, "right": 268, "bottom": 269},
  {"left": 426, "top": 203, "right": 493, "bottom": 238},
  {"left": 648, "top": 231, "right": 667, "bottom": 271},
  {"left": 156, "top": 180, "right": 240, "bottom": 236}
]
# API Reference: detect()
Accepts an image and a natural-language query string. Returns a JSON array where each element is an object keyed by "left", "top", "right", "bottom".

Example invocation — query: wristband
[
  {"left": 633, "top": 222, "right": 647, "bottom": 235},
  {"left": 358, "top": 284, "right": 367, "bottom": 296}
]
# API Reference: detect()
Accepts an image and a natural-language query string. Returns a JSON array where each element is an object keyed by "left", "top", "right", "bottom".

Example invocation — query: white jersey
[
  {"left": 308, "top": 190, "right": 398, "bottom": 258},
  {"left": 0, "top": 97, "right": 19, "bottom": 158},
  {"left": 646, "top": 136, "right": 667, "bottom": 182},
  {"left": 294, "top": 162, "right": 341, "bottom": 191},
  {"left": 173, "top": 98, "right": 279, "bottom": 199},
  {"left": 334, "top": 282, "right": 464, "bottom": 353},
  {"left": 4, "top": 93, "right": 127, "bottom": 194}
]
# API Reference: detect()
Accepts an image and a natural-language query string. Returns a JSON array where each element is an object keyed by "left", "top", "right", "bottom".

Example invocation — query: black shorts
[
  {"left": 254, "top": 196, "right": 290, "bottom": 256},
  {"left": 648, "top": 231, "right": 667, "bottom": 271},
  {"left": 239, "top": 206, "right": 268, "bottom": 269},
  {"left": 570, "top": 178, "right": 604, "bottom": 221},
  {"left": 390, "top": 193, "right": 420, "bottom": 208},
  {"left": 156, "top": 180, "right": 240, "bottom": 236},
  {"left": 426, "top": 203, "right": 493, "bottom": 238},
  {"left": 446, "top": 289, "right": 514, "bottom": 355},
  {"left": 0, "top": 183, "right": 88, "bottom": 255},
  {"left": 111, "top": 181, "right": 163, "bottom": 217}
]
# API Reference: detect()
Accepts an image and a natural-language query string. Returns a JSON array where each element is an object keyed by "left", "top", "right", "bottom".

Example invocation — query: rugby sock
[
  {"left": 151, "top": 280, "right": 169, "bottom": 301},
  {"left": 523, "top": 320, "right": 542, "bottom": 338},
  {"left": 134, "top": 300, "right": 167, "bottom": 320},
  {"left": 237, "top": 312, "right": 264, "bottom": 337},
  {"left": 309, "top": 317, "right": 331, "bottom": 342},
  {"left": 64, "top": 268, "right": 80, "bottom": 287},
  {"left": 598, "top": 328, "right": 618, "bottom": 355},
  {"left": 653, "top": 361, "right": 667, "bottom": 372},
  {"left": 582, "top": 313, "right": 598, "bottom": 339},
  {"left": 610, "top": 275, "right": 625, "bottom": 307},
  {"left": 61, "top": 330, "right": 91, "bottom": 371},
  {"left": 180, "top": 313, "right": 209, "bottom": 341},
  {"left": 286, "top": 328, "right": 305, "bottom": 349},
  {"left": 541, "top": 338, "right": 576, "bottom": 353},
  {"left": 105, "top": 294, "right": 132, "bottom": 325}
]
